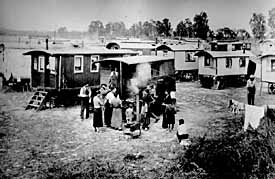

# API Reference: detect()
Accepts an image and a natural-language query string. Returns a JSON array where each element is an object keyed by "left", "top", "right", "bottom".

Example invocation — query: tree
[
  {"left": 249, "top": 13, "right": 266, "bottom": 40},
  {"left": 215, "top": 27, "right": 237, "bottom": 40},
  {"left": 162, "top": 18, "right": 172, "bottom": 37},
  {"left": 143, "top": 21, "right": 156, "bottom": 38},
  {"left": 155, "top": 18, "right": 172, "bottom": 37},
  {"left": 175, "top": 21, "right": 186, "bottom": 38},
  {"left": 155, "top": 20, "right": 165, "bottom": 36},
  {"left": 111, "top": 21, "right": 127, "bottom": 37},
  {"left": 184, "top": 18, "right": 193, "bottom": 38},
  {"left": 235, "top": 29, "right": 251, "bottom": 40},
  {"left": 88, "top": 20, "right": 104, "bottom": 36},
  {"left": 129, "top": 22, "right": 142, "bottom": 37},
  {"left": 105, "top": 22, "right": 113, "bottom": 36},
  {"left": 268, "top": 8, "right": 275, "bottom": 38},
  {"left": 57, "top": 27, "right": 68, "bottom": 34},
  {"left": 175, "top": 18, "right": 194, "bottom": 39},
  {"left": 193, "top": 11, "right": 210, "bottom": 40},
  {"left": 57, "top": 27, "right": 68, "bottom": 38}
]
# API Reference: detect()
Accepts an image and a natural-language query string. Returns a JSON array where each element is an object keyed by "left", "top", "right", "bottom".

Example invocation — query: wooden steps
[{"left": 26, "top": 91, "right": 48, "bottom": 111}]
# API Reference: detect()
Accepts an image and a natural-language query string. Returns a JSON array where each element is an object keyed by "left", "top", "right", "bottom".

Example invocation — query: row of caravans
[
  {"left": 22, "top": 40, "right": 265, "bottom": 92},
  {"left": 3, "top": 38, "right": 275, "bottom": 97},
  {"left": 106, "top": 40, "right": 256, "bottom": 89}
]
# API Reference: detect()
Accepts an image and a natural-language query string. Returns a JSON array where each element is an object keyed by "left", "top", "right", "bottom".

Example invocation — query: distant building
[
  {"left": 209, "top": 40, "right": 251, "bottom": 51},
  {"left": 105, "top": 40, "right": 157, "bottom": 55}
]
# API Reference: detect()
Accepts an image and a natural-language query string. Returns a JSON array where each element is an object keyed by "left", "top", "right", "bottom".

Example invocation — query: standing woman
[
  {"left": 110, "top": 92, "right": 123, "bottom": 130},
  {"left": 93, "top": 90, "right": 103, "bottom": 132}
]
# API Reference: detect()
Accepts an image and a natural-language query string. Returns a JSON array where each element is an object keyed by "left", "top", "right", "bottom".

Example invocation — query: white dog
[{"left": 228, "top": 99, "right": 245, "bottom": 114}]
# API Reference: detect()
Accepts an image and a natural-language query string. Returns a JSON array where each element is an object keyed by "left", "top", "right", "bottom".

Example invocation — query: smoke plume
[{"left": 129, "top": 63, "right": 151, "bottom": 94}]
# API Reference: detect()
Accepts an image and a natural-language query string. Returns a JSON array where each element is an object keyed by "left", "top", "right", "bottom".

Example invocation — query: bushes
[{"left": 172, "top": 108, "right": 275, "bottom": 179}]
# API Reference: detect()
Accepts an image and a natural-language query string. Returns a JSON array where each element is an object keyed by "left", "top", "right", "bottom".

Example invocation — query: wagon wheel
[{"left": 268, "top": 83, "right": 275, "bottom": 94}]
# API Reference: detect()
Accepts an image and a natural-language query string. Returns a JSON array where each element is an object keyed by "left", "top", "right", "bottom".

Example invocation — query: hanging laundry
[{"left": 244, "top": 104, "right": 265, "bottom": 131}]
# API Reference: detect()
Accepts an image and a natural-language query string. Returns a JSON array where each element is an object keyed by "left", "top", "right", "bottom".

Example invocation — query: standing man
[
  {"left": 79, "top": 84, "right": 91, "bottom": 119},
  {"left": 104, "top": 87, "right": 116, "bottom": 127},
  {"left": 247, "top": 75, "right": 256, "bottom": 105}
]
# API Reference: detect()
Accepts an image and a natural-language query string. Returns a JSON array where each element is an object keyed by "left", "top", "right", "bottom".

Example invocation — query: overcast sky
[{"left": 0, "top": 0, "right": 274, "bottom": 32}]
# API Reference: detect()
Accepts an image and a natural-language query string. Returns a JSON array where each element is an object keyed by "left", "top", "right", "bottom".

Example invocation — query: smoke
[{"left": 129, "top": 63, "right": 151, "bottom": 94}]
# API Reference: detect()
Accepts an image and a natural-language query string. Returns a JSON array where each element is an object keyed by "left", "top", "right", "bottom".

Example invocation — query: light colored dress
[{"left": 111, "top": 96, "right": 122, "bottom": 129}]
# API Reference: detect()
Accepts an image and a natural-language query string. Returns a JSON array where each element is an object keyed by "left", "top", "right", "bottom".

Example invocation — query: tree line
[{"left": 57, "top": 8, "right": 275, "bottom": 41}]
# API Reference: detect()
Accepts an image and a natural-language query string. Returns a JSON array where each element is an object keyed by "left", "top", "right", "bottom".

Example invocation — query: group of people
[
  {"left": 78, "top": 79, "right": 189, "bottom": 144},
  {"left": 79, "top": 83, "right": 123, "bottom": 132}
]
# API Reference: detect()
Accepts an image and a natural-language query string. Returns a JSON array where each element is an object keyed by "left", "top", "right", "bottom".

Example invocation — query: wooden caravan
[
  {"left": 195, "top": 50, "right": 254, "bottom": 89},
  {"left": 97, "top": 55, "right": 175, "bottom": 99},
  {"left": 23, "top": 48, "right": 138, "bottom": 107},
  {"left": 23, "top": 48, "right": 138, "bottom": 90},
  {"left": 259, "top": 39, "right": 275, "bottom": 54},
  {"left": 255, "top": 53, "right": 275, "bottom": 94},
  {"left": 156, "top": 44, "right": 203, "bottom": 81}
]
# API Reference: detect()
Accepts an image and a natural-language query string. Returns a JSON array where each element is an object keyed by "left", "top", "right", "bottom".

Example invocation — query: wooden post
[
  {"left": 58, "top": 56, "right": 62, "bottom": 91},
  {"left": 136, "top": 94, "right": 140, "bottom": 122},
  {"left": 260, "top": 58, "right": 263, "bottom": 96},
  {"left": 119, "top": 61, "right": 123, "bottom": 97}
]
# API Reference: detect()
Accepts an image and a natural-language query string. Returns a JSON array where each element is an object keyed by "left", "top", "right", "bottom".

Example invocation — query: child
[
  {"left": 176, "top": 119, "right": 188, "bottom": 143},
  {"left": 125, "top": 103, "right": 135, "bottom": 124}
]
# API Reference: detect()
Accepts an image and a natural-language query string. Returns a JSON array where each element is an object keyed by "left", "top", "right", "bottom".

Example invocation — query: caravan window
[
  {"left": 33, "top": 57, "right": 38, "bottom": 70},
  {"left": 204, "top": 56, "right": 211, "bottom": 66},
  {"left": 90, "top": 55, "right": 99, "bottom": 72},
  {"left": 271, "top": 60, "right": 275, "bottom": 72},
  {"left": 239, "top": 57, "right": 246, "bottom": 67},
  {"left": 74, "top": 55, "right": 84, "bottom": 73},
  {"left": 49, "top": 57, "right": 56, "bottom": 74},
  {"left": 226, "top": 58, "right": 232, "bottom": 68},
  {"left": 163, "top": 50, "right": 168, "bottom": 56},
  {"left": 38, "top": 56, "right": 45, "bottom": 72},
  {"left": 185, "top": 52, "right": 196, "bottom": 62}
]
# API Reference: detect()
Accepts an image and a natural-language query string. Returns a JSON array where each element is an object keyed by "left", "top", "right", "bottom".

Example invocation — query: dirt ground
[{"left": 1, "top": 81, "right": 275, "bottom": 178}]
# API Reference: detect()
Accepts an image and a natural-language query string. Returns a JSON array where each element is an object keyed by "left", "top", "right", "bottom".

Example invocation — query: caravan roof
[
  {"left": 195, "top": 50, "right": 254, "bottom": 58},
  {"left": 98, "top": 55, "right": 173, "bottom": 65},
  {"left": 23, "top": 47, "right": 138, "bottom": 56}
]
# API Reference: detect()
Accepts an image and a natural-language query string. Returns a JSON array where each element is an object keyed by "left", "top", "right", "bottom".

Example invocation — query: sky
[{"left": 0, "top": 0, "right": 275, "bottom": 32}]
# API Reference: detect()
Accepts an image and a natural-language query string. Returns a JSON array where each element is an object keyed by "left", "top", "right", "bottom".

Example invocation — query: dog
[{"left": 228, "top": 99, "right": 245, "bottom": 114}]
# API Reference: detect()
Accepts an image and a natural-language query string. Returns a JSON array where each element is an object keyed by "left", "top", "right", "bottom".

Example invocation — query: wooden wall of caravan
[
  {"left": 261, "top": 56, "right": 275, "bottom": 83},
  {"left": 174, "top": 51, "right": 198, "bottom": 71},
  {"left": 62, "top": 55, "right": 99, "bottom": 88},
  {"left": 198, "top": 56, "right": 216, "bottom": 76},
  {"left": 159, "top": 60, "right": 175, "bottom": 76},
  {"left": 62, "top": 54, "right": 126, "bottom": 88},
  {"left": 217, "top": 57, "right": 248, "bottom": 76}
]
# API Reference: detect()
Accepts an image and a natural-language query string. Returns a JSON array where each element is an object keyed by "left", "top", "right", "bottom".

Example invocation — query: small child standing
[
  {"left": 176, "top": 119, "right": 189, "bottom": 143},
  {"left": 125, "top": 103, "right": 135, "bottom": 124}
]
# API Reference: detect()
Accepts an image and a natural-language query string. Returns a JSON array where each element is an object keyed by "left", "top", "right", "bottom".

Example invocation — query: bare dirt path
[{"left": 1, "top": 82, "right": 274, "bottom": 178}]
